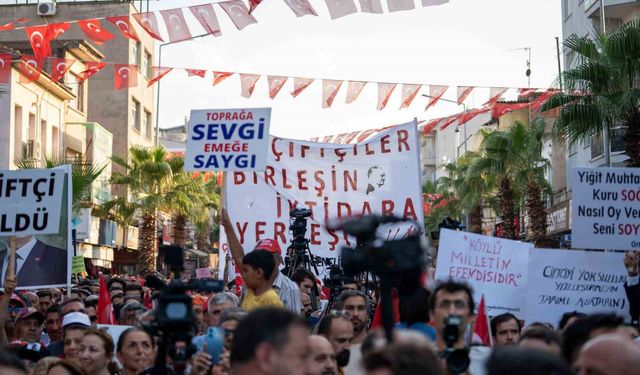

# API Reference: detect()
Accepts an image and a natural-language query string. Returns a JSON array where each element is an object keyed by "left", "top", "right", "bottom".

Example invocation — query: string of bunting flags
[
  {"left": 0, "top": 54, "right": 557, "bottom": 126},
  {"left": 0, "top": 0, "right": 453, "bottom": 57}
]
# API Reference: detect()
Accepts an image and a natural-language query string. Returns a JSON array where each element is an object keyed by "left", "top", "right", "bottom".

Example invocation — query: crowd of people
[{"left": 1, "top": 211, "right": 640, "bottom": 375}]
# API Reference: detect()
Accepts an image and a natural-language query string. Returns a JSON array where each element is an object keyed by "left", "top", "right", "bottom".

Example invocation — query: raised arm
[
  {"left": 0, "top": 276, "right": 16, "bottom": 350},
  {"left": 220, "top": 208, "right": 246, "bottom": 270}
]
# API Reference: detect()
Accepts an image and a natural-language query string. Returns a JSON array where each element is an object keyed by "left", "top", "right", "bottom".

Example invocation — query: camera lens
[{"left": 446, "top": 349, "right": 470, "bottom": 374}]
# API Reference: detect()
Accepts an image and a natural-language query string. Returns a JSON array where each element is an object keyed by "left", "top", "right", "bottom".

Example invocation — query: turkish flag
[
  {"left": 147, "top": 66, "right": 173, "bottom": 87},
  {"left": 322, "top": 80, "right": 343, "bottom": 108},
  {"left": 439, "top": 113, "right": 463, "bottom": 131},
  {"left": 160, "top": 8, "right": 192, "bottom": 43},
  {"left": 324, "top": 0, "right": 357, "bottom": 19},
  {"left": 530, "top": 89, "right": 558, "bottom": 113},
  {"left": 399, "top": 84, "right": 421, "bottom": 109},
  {"left": 97, "top": 273, "right": 116, "bottom": 325},
  {"left": 421, "top": 118, "right": 443, "bottom": 134},
  {"left": 345, "top": 81, "right": 367, "bottom": 104},
  {"left": 25, "top": 26, "right": 51, "bottom": 59},
  {"left": 78, "top": 61, "right": 108, "bottom": 81},
  {"left": 387, "top": 0, "right": 415, "bottom": 12},
  {"left": 50, "top": 58, "right": 75, "bottom": 83},
  {"left": 78, "top": 19, "right": 114, "bottom": 45},
  {"left": 458, "top": 108, "right": 490, "bottom": 126},
  {"left": 283, "top": 0, "right": 318, "bottom": 16},
  {"left": 249, "top": 0, "right": 262, "bottom": 13},
  {"left": 291, "top": 77, "right": 314, "bottom": 97},
  {"left": 518, "top": 88, "right": 537, "bottom": 98},
  {"left": 267, "top": 76, "right": 288, "bottom": 99},
  {"left": 492, "top": 102, "right": 530, "bottom": 118},
  {"left": 457, "top": 86, "right": 474, "bottom": 105},
  {"left": 190, "top": 4, "right": 222, "bottom": 36},
  {"left": 213, "top": 71, "right": 233, "bottom": 86},
  {"left": 186, "top": 69, "right": 207, "bottom": 78},
  {"left": 114, "top": 64, "right": 138, "bottom": 89},
  {"left": 133, "top": 12, "right": 164, "bottom": 42},
  {"left": 0, "top": 54, "right": 12, "bottom": 83},
  {"left": 473, "top": 295, "right": 491, "bottom": 346},
  {"left": 18, "top": 56, "right": 44, "bottom": 83},
  {"left": 425, "top": 85, "right": 448, "bottom": 111},
  {"left": 107, "top": 16, "right": 140, "bottom": 42},
  {"left": 240, "top": 73, "right": 260, "bottom": 98},
  {"left": 377, "top": 83, "right": 397, "bottom": 110},
  {"left": 359, "top": 0, "right": 383, "bottom": 13},
  {"left": 219, "top": 1, "right": 257, "bottom": 30},
  {"left": 422, "top": 0, "right": 449, "bottom": 5},
  {"left": 484, "top": 87, "right": 509, "bottom": 107},
  {"left": 0, "top": 18, "right": 29, "bottom": 31},
  {"left": 47, "top": 22, "right": 70, "bottom": 40}
]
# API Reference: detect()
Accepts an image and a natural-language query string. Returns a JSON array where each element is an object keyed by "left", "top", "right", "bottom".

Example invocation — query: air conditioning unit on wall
[{"left": 37, "top": 2, "right": 57, "bottom": 16}]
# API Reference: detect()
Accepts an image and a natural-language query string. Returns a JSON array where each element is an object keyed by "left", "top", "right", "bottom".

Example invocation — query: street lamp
[
  {"left": 422, "top": 94, "right": 468, "bottom": 154},
  {"left": 155, "top": 33, "right": 212, "bottom": 146}
]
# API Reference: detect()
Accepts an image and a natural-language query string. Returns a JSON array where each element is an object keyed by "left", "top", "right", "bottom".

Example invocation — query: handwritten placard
[
  {"left": 434, "top": 229, "right": 532, "bottom": 315},
  {"left": 525, "top": 249, "right": 630, "bottom": 326}
]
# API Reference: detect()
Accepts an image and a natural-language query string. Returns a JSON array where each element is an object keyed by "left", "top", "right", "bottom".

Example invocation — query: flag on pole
[
  {"left": 97, "top": 273, "right": 117, "bottom": 324},
  {"left": 473, "top": 294, "right": 491, "bottom": 346}
]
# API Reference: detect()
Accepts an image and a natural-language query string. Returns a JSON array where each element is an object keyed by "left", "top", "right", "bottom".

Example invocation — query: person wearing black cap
[{"left": 11, "top": 307, "right": 50, "bottom": 358}]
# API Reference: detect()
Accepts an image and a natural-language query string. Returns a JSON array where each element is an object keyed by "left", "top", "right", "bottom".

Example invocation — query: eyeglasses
[{"left": 224, "top": 328, "right": 235, "bottom": 337}]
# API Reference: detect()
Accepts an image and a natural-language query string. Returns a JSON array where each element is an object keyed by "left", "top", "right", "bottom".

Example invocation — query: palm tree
[
  {"left": 543, "top": 20, "right": 640, "bottom": 167},
  {"left": 471, "top": 120, "right": 551, "bottom": 242},
  {"left": 109, "top": 146, "right": 181, "bottom": 271},
  {"left": 456, "top": 152, "right": 495, "bottom": 234},
  {"left": 15, "top": 157, "right": 106, "bottom": 215},
  {"left": 94, "top": 196, "right": 136, "bottom": 251}
]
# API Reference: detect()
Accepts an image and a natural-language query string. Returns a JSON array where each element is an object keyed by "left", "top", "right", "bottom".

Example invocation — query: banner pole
[{"left": 7, "top": 237, "right": 16, "bottom": 281}]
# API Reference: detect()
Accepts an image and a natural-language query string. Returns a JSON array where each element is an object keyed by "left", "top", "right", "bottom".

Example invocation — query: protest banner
[
  {"left": 434, "top": 229, "right": 532, "bottom": 315},
  {"left": 524, "top": 249, "right": 630, "bottom": 326},
  {"left": 220, "top": 121, "right": 423, "bottom": 279},
  {"left": 571, "top": 167, "right": 640, "bottom": 250},
  {"left": 185, "top": 108, "right": 271, "bottom": 171},
  {"left": 0, "top": 166, "right": 72, "bottom": 290},
  {"left": 0, "top": 169, "right": 65, "bottom": 236},
  {"left": 196, "top": 267, "right": 212, "bottom": 279}
]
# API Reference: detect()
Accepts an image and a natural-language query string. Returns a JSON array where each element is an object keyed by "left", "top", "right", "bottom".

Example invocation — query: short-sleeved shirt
[{"left": 240, "top": 288, "right": 284, "bottom": 311}]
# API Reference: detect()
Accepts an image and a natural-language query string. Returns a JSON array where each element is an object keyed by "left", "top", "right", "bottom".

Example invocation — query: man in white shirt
[{"left": 0, "top": 236, "right": 67, "bottom": 288}]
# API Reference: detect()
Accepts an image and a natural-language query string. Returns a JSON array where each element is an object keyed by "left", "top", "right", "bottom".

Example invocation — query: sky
[{"left": 147, "top": 0, "right": 562, "bottom": 140}]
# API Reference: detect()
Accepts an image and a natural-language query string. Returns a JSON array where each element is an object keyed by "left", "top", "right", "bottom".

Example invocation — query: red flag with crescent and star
[
  {"left": 18, "top": 56, "right": 44, "bottom": 83},
  {"left": 50, "top": 58, "right": 75, "bottom": 83},
  {"left": 133, "top": 12, "right": 164, "bottom": 42},
  {"left": 114, "top": 64, "right": 138, "bottom": 89},
  {"left": 190, "top": 4, "right": 222, "bottom": 36},
  {"left": 160, "top": 8, "right": 193, "bottom": 43},
  {"left": 0, "top": 54, "right": 11, "bottom": 84},
  {"left": 106, "top": 16, "right": 140, "bottom": 41},
  {"left": 78, "top": 19, "right": 114, "bottom": 45},
  {"left": 97, "top": 273, "right": 116, "bottom": 325},
  {"left": 25, "top": 25, "right": 51, "bottom": 59},
  {"left": 147, "top": 66, "right": 173, "bottom": 87},
  {"left": 78, "top": 61, "right": 108, "bottom": 81}
]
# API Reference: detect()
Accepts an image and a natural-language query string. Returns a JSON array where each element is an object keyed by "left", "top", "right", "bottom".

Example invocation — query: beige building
[{"left": 0, "top": 0, "right": 157, "bottom": 189}]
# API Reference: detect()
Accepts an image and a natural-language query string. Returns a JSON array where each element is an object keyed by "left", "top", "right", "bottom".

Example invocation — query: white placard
[
  {"left": 220, "top": 121, "right": 423, "bottom": 280},
  {"left": 0, "top": 169, "right": 64, "bottom": 236},
  {"left": 525, "top": 249, "right": 630, "bottom": 326},
  {"left": 434, "top": 229, "right": 533, "bottom": 315},
  {"left": 571, "top": 167, "right": 640, "bottom": 251},
  {"left": 185, "top": 108, "right": 271, "bottom": 171}
]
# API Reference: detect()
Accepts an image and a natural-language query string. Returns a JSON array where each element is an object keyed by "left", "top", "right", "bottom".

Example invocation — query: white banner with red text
[{"left": 219, "top": 121, "right": 423, "bottom": 280}]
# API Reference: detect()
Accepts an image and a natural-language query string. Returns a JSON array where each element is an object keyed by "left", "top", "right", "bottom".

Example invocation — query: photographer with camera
[
  {"left": 429, "top": 280, "right": 488, "bottom": 375},
  {"left": 220, "top": 208, "right": 301, "bottom": 313}
]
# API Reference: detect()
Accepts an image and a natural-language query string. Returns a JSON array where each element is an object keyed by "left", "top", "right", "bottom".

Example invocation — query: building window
[
  {"left": 591, "top": 131, "right": 604, "bottom": 159},
  {"left": 67, "top": 73, "right": 84, "bottom": 112},
  {"left": 143, "top": 50, "right": 152, "bottom": 79},
  {"left": 611, "top": 126, "right": 626, "bottom": 153},
  {"left": 562, "top": 0, "right": 571, "bottom": 20},
  {"left": 132, "top": 42, "right": 141, "bottom": 66},
  {"left": 132, "top": 98, "right": 140, "bottom": 132},
  {"left": 144, "top": 110, "right": 152, "bottom": 139}
]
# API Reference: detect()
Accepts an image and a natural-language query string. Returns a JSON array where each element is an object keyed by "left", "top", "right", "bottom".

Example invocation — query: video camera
[
  {"left": 289, "top": 208, "right": 312, "bottom": 251},
  {"left": 142, "top": 245, "right": 224, "bottom": 375},
  {"left": 441, "top": 315, "right": 471, "bottom": 374}
]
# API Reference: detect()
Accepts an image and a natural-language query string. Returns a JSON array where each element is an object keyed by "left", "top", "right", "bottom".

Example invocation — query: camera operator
[
  {"left": 221, "top": 208, "right": 302, "bottom": 313},
  {"left": 429, "top": 280, "right": 488, "bottom": 375}
]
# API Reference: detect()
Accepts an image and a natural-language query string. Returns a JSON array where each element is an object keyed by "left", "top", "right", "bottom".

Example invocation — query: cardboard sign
[
  {"left": 219, "top": 122, "right": 423, "bottom": 280},
  {"left": 525, "top": 249, "right": 630, "bottom": 326},
  {"left": 196, "top": 267, "right": 212, "bottom": 279},
  {"left": 434, "top": 229, "right": 533, "bottom": 315},
  {"left": 571, "top": 167, "right": 640, "bottom": 250},
  {"left": 185, "top": 108, "right": 271, "bottom": 171},
  {"left": 0, "top": 169, "right": 65, "bottom": 236},
  {"left": 72, "top": 256, "right": 86, "bottom": 274}
]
